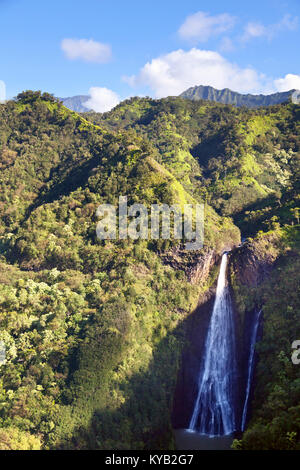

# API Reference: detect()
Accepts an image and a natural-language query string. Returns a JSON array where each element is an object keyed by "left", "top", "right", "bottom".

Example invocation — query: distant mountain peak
[
  {"left": 60, "top": 86, "right": 297, "bottom": 114},
  {"left": 59, "top": 95, "right": 91, "bottom": 113},
  {"left": 180, "top": 85, "right": 296, "bottom": 107}
]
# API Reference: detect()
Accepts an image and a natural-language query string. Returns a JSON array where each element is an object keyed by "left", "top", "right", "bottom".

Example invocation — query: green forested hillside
[
  {"left": 85, "top": 97, "right": 300, "bottom": 450},
  {"left": 0, "top": 91, "right": 299, "bottom": 450},
  {"left": 0, "top": 91, "right": 237, "bottom": 449},
  {"left": 230, "top": 227, "right": 300, "bottom": 450},
  {"left": 84, "top": 96, "right": 300, "bottom": 224}
]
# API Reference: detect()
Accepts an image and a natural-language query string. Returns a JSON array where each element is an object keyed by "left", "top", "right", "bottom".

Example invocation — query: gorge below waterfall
[{"left": 172, "top": 250, "right": 263, "bottom": 450}]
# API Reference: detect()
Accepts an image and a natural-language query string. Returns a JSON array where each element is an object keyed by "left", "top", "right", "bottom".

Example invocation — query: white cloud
[
  {"left": 219, "top": 37, "right": 235, "bottom": 52},
  {"left": 242, "top": 22, "right": 268, "bottom": 41},
  {"left": 178, "top": 11, "right": 236, "bottom": 42},
  {"left": 279, "top": 14, "right": 298, "bottom": 31},
  {"left": 61, "top": 38, "right": 112, "bottom": 63},
  {"left": 124, "top": 48, "right": 268, "bottom": 98},
  {"left": 84, "top": 87, "right": 120, "bottom": 112},
  {"left": 242, "top": 14, "right": 298, "bottom": 42},
  {"left": 274, "top": 74, "right": 300, "bottom": 92}
]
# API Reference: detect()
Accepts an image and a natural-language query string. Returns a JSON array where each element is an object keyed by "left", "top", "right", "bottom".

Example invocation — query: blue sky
[{"left": 1, "top": 0, "right": 300, "bottom": 110}]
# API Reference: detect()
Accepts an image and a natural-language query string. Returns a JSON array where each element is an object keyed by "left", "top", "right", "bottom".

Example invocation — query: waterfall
[
  {"left": 241, "top": 308, "right": 262, "bottom": 431},
  {"left": 189, "top": 253, "right": 236, "bottom": 436}
]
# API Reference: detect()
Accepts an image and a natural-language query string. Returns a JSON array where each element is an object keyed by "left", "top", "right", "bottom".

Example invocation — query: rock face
[
  {"left": 227, "top": 238, "right": 279, "bottom": 429},
  {"left": 169, "top": 248, "right": 221, "bottom": 428},
  {"left": 171, "top": 282, "right": 218, "bottom": 429},
  {"left": 187, "top": 250, "right": 217, "bottom": 285},
  {"left": 229, "top": 240, "right": 277, "bottom": 288},
  {"left": 172, "top": 238, "right": 277, "bottom": 432},
  {"left": 161, "top": 247, "right": 219, "bottom": 286}
]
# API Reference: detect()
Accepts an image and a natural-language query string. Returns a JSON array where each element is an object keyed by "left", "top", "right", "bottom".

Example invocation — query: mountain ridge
[
  {"left": 180, "top": 85, "right": 296, "bottom": 107},
  {"left": 60, "top": 95, "right": 91, "bottom": 112},
  {"left": 60, "top": 86, "right": 297, "bottom": 113}
]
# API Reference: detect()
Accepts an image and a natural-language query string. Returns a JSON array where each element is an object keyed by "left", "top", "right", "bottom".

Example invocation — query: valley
[{"left": 0, "top": 91, "right": 299, "bottom": 450}]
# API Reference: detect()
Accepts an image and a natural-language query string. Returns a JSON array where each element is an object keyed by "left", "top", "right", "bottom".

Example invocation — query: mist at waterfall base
[{"left": 174, "top": 253, "right": 262, "bottom": 450}]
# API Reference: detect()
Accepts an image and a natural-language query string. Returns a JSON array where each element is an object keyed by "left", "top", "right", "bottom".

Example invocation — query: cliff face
[
  {"left": 171, "top": 282, "right": 218, "bottom": 428},
  {"left": 171, "top": 236, "right": 279, "bottom": 431},
  {"left": 227, "top": 243, "right": 272, "bottom": 430},
  {"left": 229, "top": 230, "right": 300, "bottom": 449},
  {"left": 188, "top": 250, "right": 218, "bottom": 285},
  {"left": 169, "top": 245, "right": 220, "bottom": 428},
  {"left": 162, "top": 236, "right": 240, "bottom": 286},
  {"left": 161, "top": 248, "right": 217, "bottom": 284},
  {"left": 229, "top": 238, "right": 279, "bottom": 288},
  {"left": 229, "top": 237, "right": 283, "bottom": 429}
]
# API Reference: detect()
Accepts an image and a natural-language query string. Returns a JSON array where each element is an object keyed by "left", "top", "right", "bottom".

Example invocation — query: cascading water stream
[
  {"left": 189, "top": 253, "right": 236, "bottom": 436},
  {"left": 241, "top": 308, "right": 262, "bottom": 431}
]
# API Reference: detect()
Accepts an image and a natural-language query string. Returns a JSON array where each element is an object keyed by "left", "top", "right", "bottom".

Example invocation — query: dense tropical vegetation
[{"left": 0, "top": 90, "right": 299, "bottom": 449}]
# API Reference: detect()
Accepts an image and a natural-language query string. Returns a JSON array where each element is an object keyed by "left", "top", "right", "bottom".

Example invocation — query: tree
[
  {"left": 0, "top": 427, "right": 41, "bottom": 450},
  {"left": 291, "top": 207, "right": 300, "bottom": 225}
]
